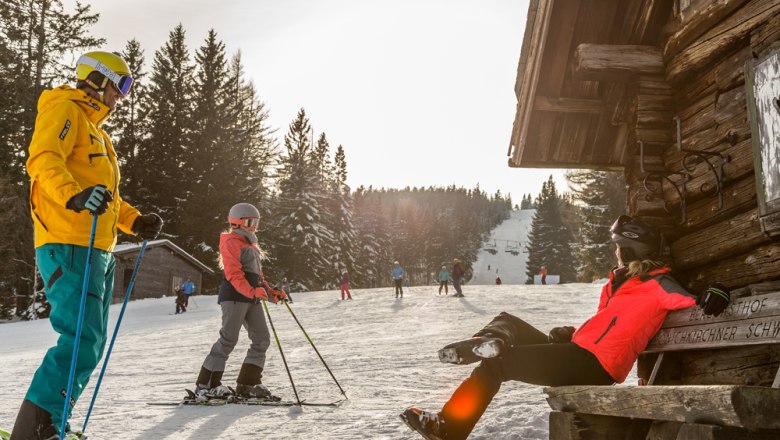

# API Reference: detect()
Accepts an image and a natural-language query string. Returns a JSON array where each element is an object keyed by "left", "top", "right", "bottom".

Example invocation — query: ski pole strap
[
  {"left": 61, "top": 214, "right": 98, "bottom": 440},
  {"left": 283, "top": 301, "right": 347, "bottom": 398},
  {"left": 263, "top": 300, "right": 301, "bottom": 406},
  {"left": 82, "top": 239, "right": 147, "bottom": 433}
]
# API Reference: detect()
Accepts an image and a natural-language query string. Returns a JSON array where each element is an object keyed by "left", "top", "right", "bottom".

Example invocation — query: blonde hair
[{"left": 625, "top": 259, "right": 667, "bottom": 278}]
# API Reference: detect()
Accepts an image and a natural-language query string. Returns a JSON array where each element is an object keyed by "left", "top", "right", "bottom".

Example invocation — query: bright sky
[{"left": 66, "top": 0, "right": 568, "bottom": 201}]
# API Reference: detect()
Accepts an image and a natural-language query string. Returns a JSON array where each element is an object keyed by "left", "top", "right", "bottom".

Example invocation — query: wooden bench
[{"left": 544, "top": 288, "right": 780, "bottom": 440}]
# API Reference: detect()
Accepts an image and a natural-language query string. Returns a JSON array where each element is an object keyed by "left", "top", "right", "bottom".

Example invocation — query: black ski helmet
[{"left": 610, "top": 215, "right": 662, "bottom": 262}]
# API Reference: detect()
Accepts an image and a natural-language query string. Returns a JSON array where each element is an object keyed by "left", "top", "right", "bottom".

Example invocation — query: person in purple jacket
[{"left": 340, "top": 269, "right": 352, "bottom": 300}]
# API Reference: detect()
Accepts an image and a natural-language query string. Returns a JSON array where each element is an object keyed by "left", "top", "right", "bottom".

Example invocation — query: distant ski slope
[{"left": 470, "top": 209, "right": 534, "bottom": 285}]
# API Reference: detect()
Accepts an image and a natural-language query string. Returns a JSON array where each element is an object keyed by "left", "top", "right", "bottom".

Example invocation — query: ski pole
[
  {"left": 262, "top": 299, "right": 301, "bottom": 406},
  {"left": 82, "top": 239, "right": 147, "bottom": 433},
  {"left": 283, "top": 301, "right": 347, "bottom": 398},
  {"left": 60, "top": 214, "right": 98, "bottom": 440}
]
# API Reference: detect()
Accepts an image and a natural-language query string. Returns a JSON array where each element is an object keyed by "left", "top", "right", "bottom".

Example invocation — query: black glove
[
  {"left": 66, "top": 185, "right": 113, "bottom": 215},
  {"left": 548, "top": 326, "right": 576, "bottom": 343},
  {"left": 132, "top": 213, "right": 163, "bottom": 239},
  {"left": 697, "top": 282, "right": 730, "bottom": 316}
]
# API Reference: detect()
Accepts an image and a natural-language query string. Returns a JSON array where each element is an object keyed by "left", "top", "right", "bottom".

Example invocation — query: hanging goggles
[
  {"left": 76, "top": 55, "right": 134, "bottom": 96},
  {"left": 229, "top": 217, "right": 260, "bottom": 228}
]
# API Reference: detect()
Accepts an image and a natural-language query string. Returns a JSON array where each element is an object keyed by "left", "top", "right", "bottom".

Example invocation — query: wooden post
[{"left": 573, "top": 44, "right": 664, "bottom": 81}]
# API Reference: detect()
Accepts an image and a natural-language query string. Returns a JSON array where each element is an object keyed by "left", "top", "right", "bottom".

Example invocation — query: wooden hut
[
  {"left": 509, "top": 0, "right": 780, "bottom": 438},
  {"left": 112, "top": 240, "right": 214, "bottom": 303}
]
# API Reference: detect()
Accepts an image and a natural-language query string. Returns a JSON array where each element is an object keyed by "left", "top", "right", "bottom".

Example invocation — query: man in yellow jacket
[{"left": 12, "top": 51, "right": 163, "bottom": 439}]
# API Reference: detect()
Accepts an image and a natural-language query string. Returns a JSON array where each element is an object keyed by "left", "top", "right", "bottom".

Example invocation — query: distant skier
[
  {"left": 495, "top": 277, "right": 502, "bottom": 285},
  {"left": 340, "top": 269, "right": 352, "bottom": 300},
  {"left": 392, "top": 261, "right": 405, "bottom": 298},
  {"left": 12, "top": 50, "right": 163, "bottom": 439},
  {"left": 175, "top": 288, "right": 187, "bottom": 314},
  {"left": 279, "top": 277, "right": 294, "bottom": 303},
  {"left": 194, "top": 203, "right": 287, "bottom": 401},
  {"left": 401, "top": 215, "right": 732, "bottom": 440},
  {"left": 540, "top": 265, "right": 548, "bottom": 285},
  {"left": 438, "top": 266, "right": 449, "bottom": 295},
  {"left": 181, "top": 276, "right": 196, "bottom": 308},
  {"left": 452, "top": 258, "right": 466, "bottom": 297}
]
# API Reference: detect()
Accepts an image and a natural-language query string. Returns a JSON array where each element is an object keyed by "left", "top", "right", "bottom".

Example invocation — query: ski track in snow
[
  {"left": 471, "top": 210, "right": 534, "bottom": 285},
  {"left": 0, "top": 282, "right": 639, "bottom": 439}
]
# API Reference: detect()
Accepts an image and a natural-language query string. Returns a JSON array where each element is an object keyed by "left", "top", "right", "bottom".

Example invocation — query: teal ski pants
[{"left": 26, "top": 244, "right": 115, "bottom": 431}]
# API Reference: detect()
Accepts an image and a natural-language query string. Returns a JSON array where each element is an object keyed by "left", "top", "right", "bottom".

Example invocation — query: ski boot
[
  {"left": 194, "top": 384, "right": 233, "bottom": 402},
  {"left": 437, "top": 336, "right": 504, "bottom": 365},
  {"left": 235, "top": 383, "right": 275, "bottom": 400},
  {"left": 400, "top": 407, "right": 447, "bottom": 440}
]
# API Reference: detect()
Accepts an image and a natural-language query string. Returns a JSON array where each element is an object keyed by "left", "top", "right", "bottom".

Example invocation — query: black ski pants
[
  {"left": 394, "top": 279, "right": 403, "bottom": 297},
  {"left": 440, "top": 312, "right": 613, "bottom": 440},
  {"left": 439, "top": 281, "right": 448, "bottom": 294}
]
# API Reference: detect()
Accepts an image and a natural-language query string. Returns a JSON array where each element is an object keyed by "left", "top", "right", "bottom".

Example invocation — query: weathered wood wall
[
  {"left": 624, "top": 0, "right": 780, "bottom": 292},
  {"left": 112, "top": 247, "right": 204, "bottom": 303}
]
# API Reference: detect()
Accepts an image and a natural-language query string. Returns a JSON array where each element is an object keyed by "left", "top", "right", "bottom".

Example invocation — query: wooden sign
[{"left": 645, "top": 292, "right": 780, "bottom": 352}]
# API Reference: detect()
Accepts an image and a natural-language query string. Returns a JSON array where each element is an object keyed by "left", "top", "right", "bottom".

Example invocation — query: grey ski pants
[{"left": 202, "top": 300, "right": 270, "bottom": 372}]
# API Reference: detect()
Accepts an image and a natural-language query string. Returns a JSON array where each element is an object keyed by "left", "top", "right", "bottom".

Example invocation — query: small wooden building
[
  {"left": 509, "top": 0, "right": 780, "bottom": 438},
  {"left": 112, "top": 240, "right": 214, "bottom": 303}
]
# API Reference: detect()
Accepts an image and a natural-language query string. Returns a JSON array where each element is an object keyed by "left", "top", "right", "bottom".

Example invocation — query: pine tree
[
  {"left": 179, "top": 29, "right": 231, "bottom": 264},
  {"left": 525, "top": 176, "right": 577, "bottom": 284},
  {"left": 273, "top": 109, "right": 330, "bottom": 290},
  {"left": 135, "top": 24, "right": 194, "bottom": 234},
  {"left": 566, "top": 170, "right": 626, "bottom": 281},
  {"left": 329, "top": 145, "right": 359, "bottom": 285},
  {"left": 109, "top": 39, "right": 148, "bottom": 204}
]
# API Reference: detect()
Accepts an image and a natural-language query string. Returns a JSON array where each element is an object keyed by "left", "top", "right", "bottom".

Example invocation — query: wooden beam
[
  {"left": 573, "top": 44, "right": 664, "bottom": 81},
  {"left": 533, "top": 96, "right": 604, "bottom": 114},
  {"left": 665, "top": 0, "right": 751, "bottom": 58},
  {"left": 667, "top": 0, "right": 780, "bottom": 85},
  {"left": 544, "top": 385, "right": 780, "bottom": 430}
]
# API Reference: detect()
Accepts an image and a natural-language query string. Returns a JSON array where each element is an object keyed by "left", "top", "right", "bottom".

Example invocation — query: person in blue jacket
[
  {"left": 181, "top": 276, "right": 196, "bottom": 308},
  {"left": 438, "top": 266, "right": 449, "bottom": 295},
  {"left": 392, "top": 261, "right": 405, "bottom": 298}
]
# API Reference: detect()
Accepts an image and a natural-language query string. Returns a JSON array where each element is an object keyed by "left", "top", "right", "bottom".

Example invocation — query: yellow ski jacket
[{"left": 27, "top": 85, "right": 139, "bottom": 252}]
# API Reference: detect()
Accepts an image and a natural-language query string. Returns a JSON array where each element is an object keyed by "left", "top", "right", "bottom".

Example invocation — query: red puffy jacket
[{"left": 571, "top": 267, "right": 697, "bottom": 383}]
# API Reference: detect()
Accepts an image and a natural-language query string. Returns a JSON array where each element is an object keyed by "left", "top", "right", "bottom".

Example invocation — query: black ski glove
[
  {"left": 66, "top": 185, "right": 113, "bottom": 215},
  {"left": 697, "top": 282, "right": 730, "bottom": 316},
  {"left": 548, "top": 326, "right": 576, "bottom": 343},
  {"left": 132, "top": 213, "right": 163, "bottom": 240}
]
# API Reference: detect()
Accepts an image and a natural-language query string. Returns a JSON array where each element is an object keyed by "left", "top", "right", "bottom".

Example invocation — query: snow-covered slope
[
  {"left": 470, "top": 210, "right": 534, "bottom": 285},
  {"left": 0, "top": 283, "right": 623, "bottom": 439}
]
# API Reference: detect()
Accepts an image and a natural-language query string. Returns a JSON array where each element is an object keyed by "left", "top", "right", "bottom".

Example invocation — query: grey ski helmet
[
  {"left": 610, "top": 215, "right": 662, "bottom": 261},
  {"left": 228, "top": 202, "right": 260, "bottom": 227}
]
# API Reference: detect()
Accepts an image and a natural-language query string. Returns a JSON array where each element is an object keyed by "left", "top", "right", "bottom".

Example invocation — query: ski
[
  {"left": 147, "top": 389, "right": 344, "bottom": 407},
  {"left": 0, "top": 427, "right": 87, "bottom": 439},
  {"left": 147, "top": 399, "right": 342, "bottom": 407}
]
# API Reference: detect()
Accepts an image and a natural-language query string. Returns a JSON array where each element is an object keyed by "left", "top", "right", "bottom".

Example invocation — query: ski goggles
[
  {"left": 77, "top": 55, "right": 134, "bottom": 96},
  {"left": 229, "top": 217, "right": 260, "bottom": 228}
]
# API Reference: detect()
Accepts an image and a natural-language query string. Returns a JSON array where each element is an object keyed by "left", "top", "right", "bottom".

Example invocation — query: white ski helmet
[{"left": 228, "top": 202, "right": 260, "bottom": 227}]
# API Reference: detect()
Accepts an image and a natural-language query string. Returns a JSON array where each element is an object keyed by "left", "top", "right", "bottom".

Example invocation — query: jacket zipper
[
  {"left": 88, "top": 153, "right": 108, "bottom": 165},
  {"left": 594, "top": 316, "right": 617, "bottom": 344}
]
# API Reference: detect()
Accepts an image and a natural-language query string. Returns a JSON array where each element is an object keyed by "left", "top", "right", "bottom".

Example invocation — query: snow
[
  {"left": 471, "top": 210, "right": 535, "bottom": 285},
  {"left": 0, "top": 283, "right": 640, "bottom": 439}
]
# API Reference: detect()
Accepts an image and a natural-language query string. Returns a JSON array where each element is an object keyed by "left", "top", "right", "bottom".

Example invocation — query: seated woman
[{"left": 401, "top": 215, "right": 731, "bottom": 440}]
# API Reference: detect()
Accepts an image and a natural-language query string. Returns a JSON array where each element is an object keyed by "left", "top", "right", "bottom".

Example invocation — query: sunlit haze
[{"left": 64, "top": 0, "right": 569, "bottom": 200}]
